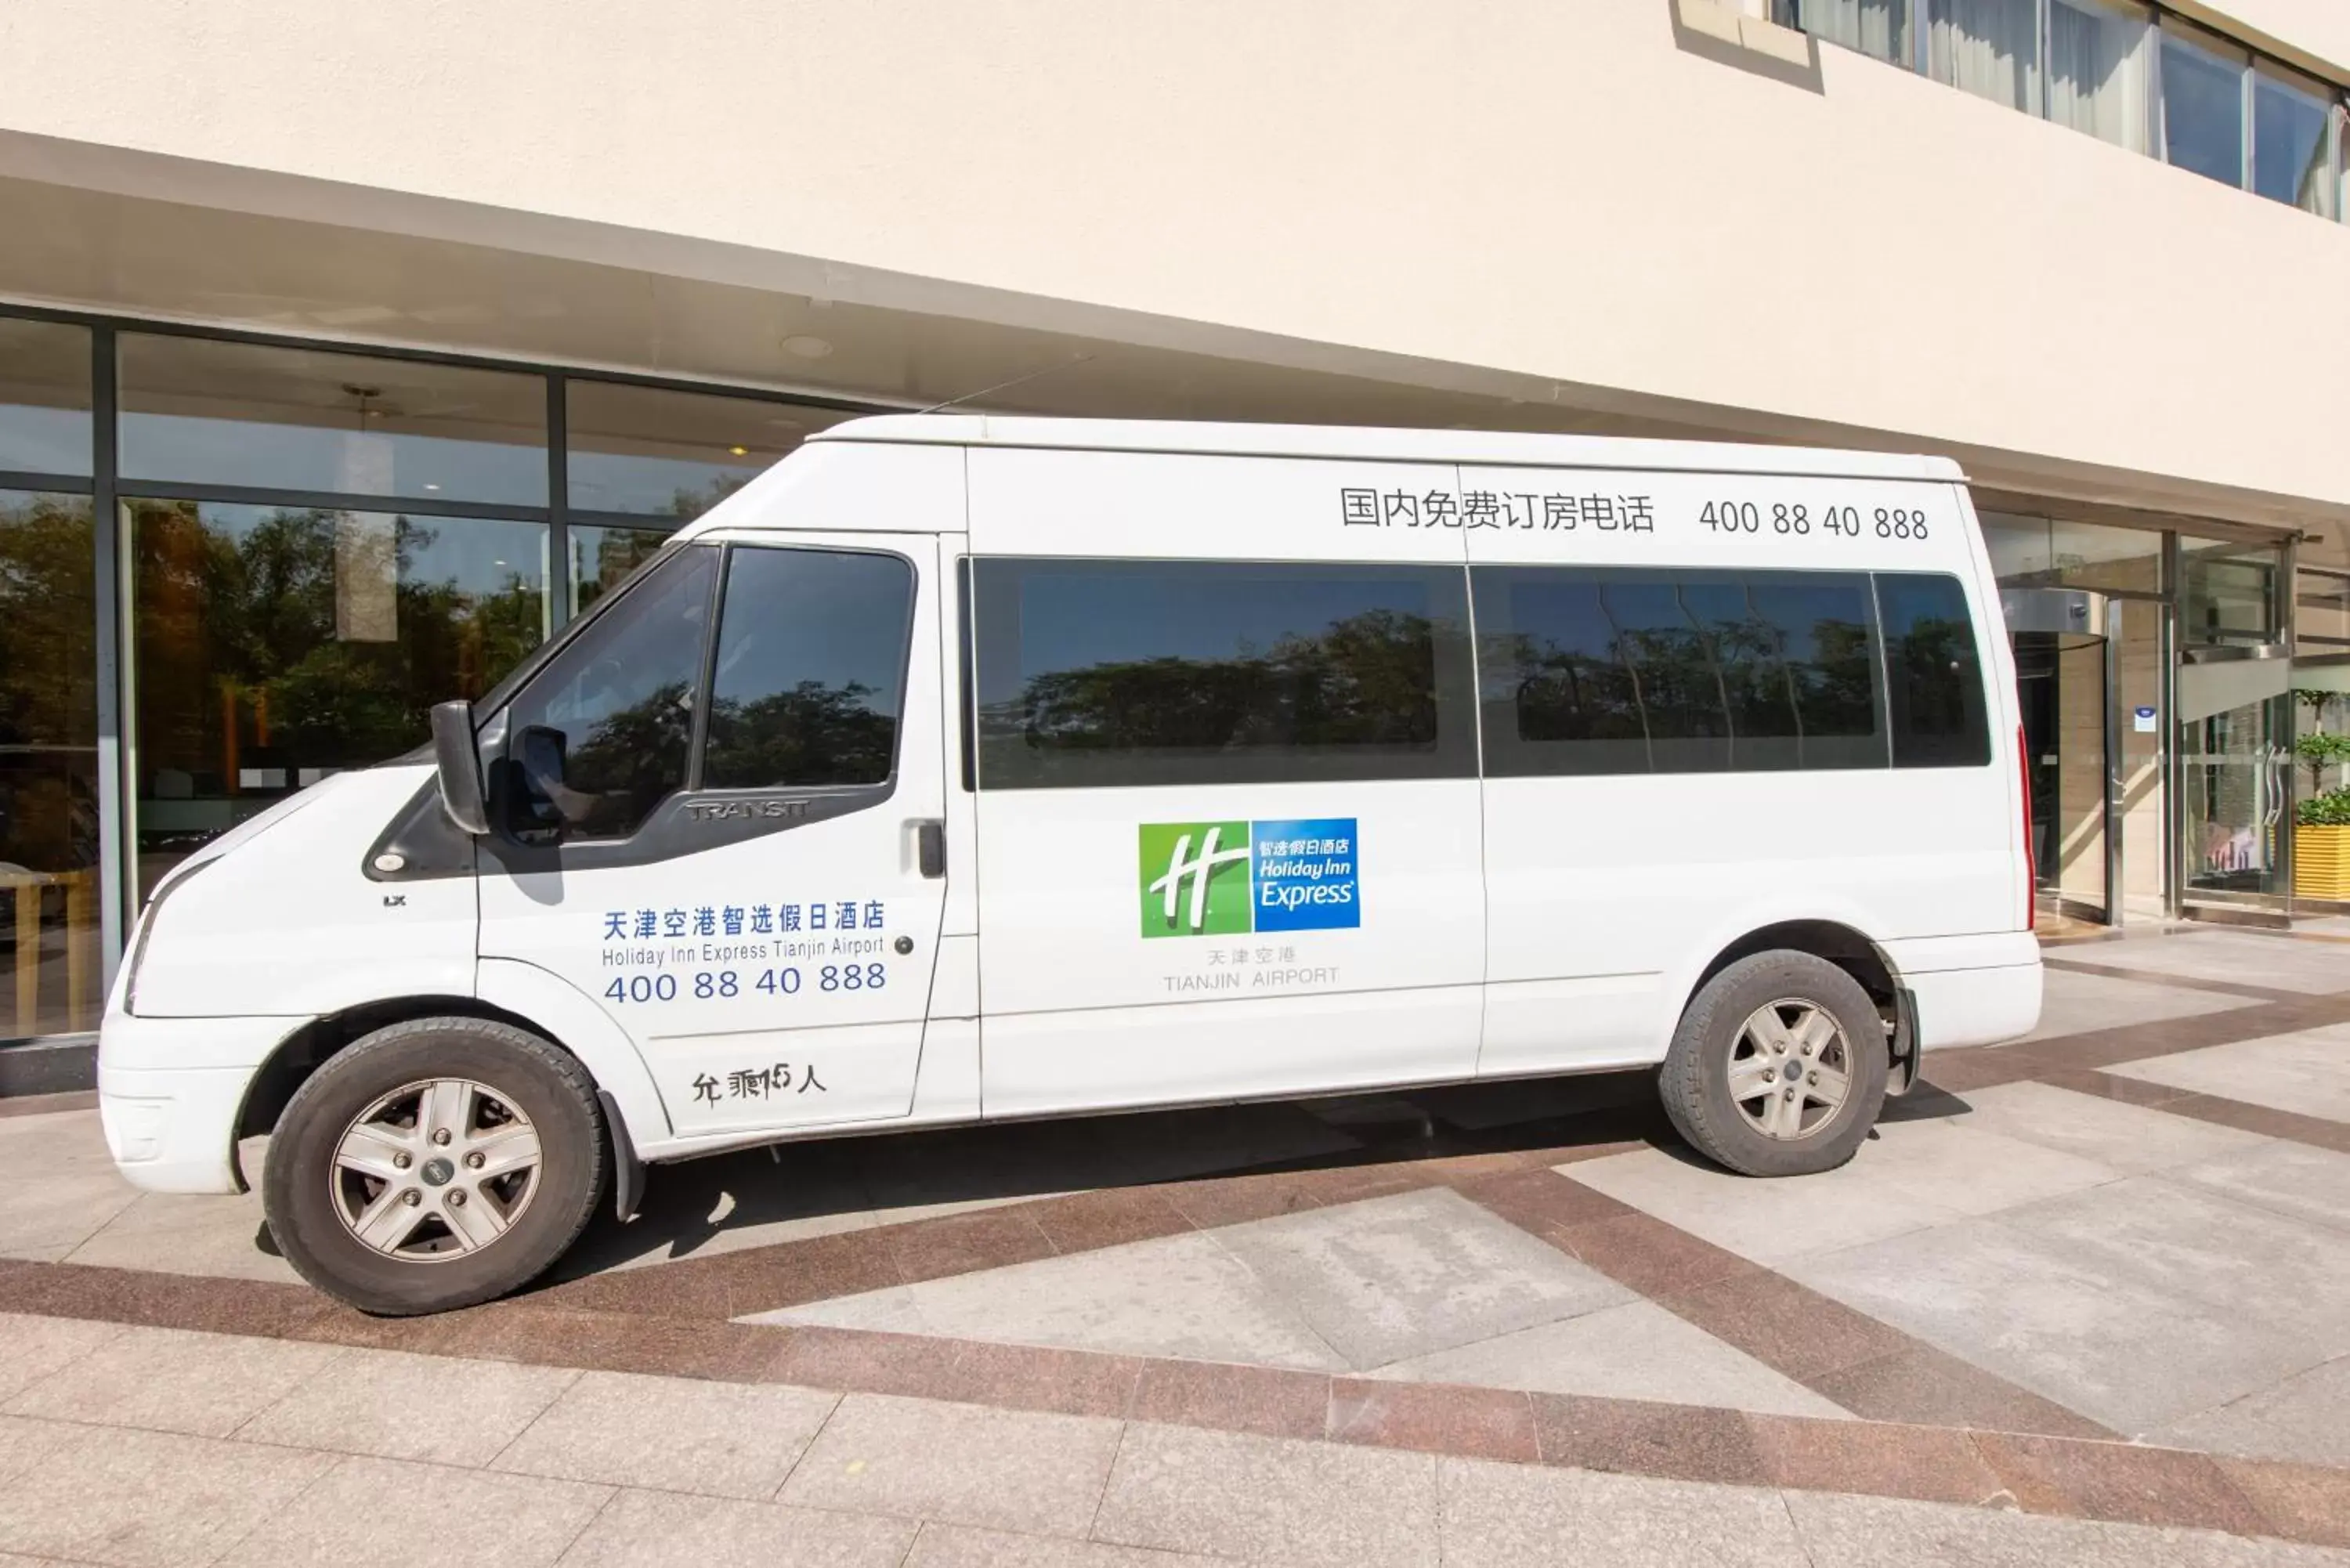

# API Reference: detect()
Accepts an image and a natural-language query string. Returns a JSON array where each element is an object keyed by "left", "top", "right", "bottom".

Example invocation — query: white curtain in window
[
  {"left": 1793, "top": 0, "right": 1905, "bottom": 64},
  {"left": 1929, "top": 0, "right": 2041, "bottom": 113},
  {"left": 2049, "top": 0, "right": 2148, "bottom": 151}
]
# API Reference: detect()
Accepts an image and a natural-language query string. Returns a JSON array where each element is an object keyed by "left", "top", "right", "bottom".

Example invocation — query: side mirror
[{"left": 429, "top": 700, "right": 490, "bottom": 835}]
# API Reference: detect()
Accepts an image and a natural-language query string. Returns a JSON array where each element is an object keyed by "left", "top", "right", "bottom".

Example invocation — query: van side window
[
  {"left": 1474, "top": 567, "right": 1884, "bottom": 777},
  {"left": 500, "top": 543, "right": 718, "bottom": 839},
  {"left": 702, "top": 547, "right": 913, "bottom": 790},
  {"left": 971, "top": 558, "right": 1476, "bottom": 789},
  {"left": 1878, "top": 573, "right": 1992, "bottom": 768}
]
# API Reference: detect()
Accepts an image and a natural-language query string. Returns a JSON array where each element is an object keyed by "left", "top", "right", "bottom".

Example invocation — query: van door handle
[{"left": 914, "top": 821, "right": 945, "bottom": 879}]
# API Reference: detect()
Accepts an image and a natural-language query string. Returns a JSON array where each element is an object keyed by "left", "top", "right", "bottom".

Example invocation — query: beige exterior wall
[{"left": 0, "top": 1, "right": 2345, "bottom": 522}]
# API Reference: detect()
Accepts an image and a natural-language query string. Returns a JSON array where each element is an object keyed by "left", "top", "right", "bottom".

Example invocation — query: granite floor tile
[
  {"left": 1785, "top": 1212, "right": 2321, "bottom": 1435},
  {"left": 1437, "top": 1454, "right": 1808, "bottom": 1567},
  {"left": 0, "top": 1423, "right": 336, "bottom": 1568},
  {"left": 1325, "top": 1378, "right": 1540, "bottom": 1465},
  {"left": 1969, "top": 1431, "right": 2270, "bottom": 1535},
  {"left": 1212, "top": 1187, "right": 1632, "bottom": 1370},
  {"left": 2153, "top": 1355, "right": 2350, "bottom": 1469},
  {"left": 0, "top": 1416, "right": 78, "bottom": 1490},
  {"left": 757, "top": 1230, "right": 1347, "bottom": 1371},
  {"left": 1783, "top": 1488, "right": 2173, "bottom": 1567},
  {"left": 2048, "top": 931, "right": 2350, "bottom": 995},
  {"left": 1943, "top": 1081, "right": 2269, "bottom": 1174},
  {"left": 2216, "top": 1456, "right": 2350, "bottom": 1550},
  {"left": 5, "top": 1324, "right": 345, "bottom": 1437},
  {"left": 0, "top": 1311, "right": 127, "bottom": 1401},
  {"left": 233, "top": 1346, "right": 580, "bottom": 1466},
  {"left": 902, "top": 1523, "right": 1231, "bottom": 1567},
  {"left": 0, "top": 1172, "right": 140, "bottom": 1261},
  {"left": 1367, "top": 1298, "right": 1849, "bottom": 1418},
  {"left": 2107, "top": 1028, "right": 2350, "bottom": 1122},
  {"left": 61, "top": 1190, "right": 300, "bottom": 1286},
  {"left": 1127, "top": 1357, "right": 1332, "bottom": 1440},
  {"left": 1549, "top": 1209, "right": 1760, "bottom": 1297},
  {"left": 555, "top": 1485, "right": 916, "bottom": 1568},
  {"left": 779, "top": 1393, "right": 1122, "bottom": 1537},
  {"left": 2176, "top": 1140, "right": 2350, "bottom": 1241},
  {"left": 1655, "top": 1266, "right": 1916, "bottom": 1386},
  {"left": 218, "top": 1454, "right": 609, "bottom": 1566},
  {"left": 1998, "top": 1176, "right": 2350, "bottom": 1358},
  {"left": 1743, "top": 1412, "right": 2006, "bottom": 1505},
  {"left": 1528, "top": 1391, "right": 1768, "bottom": 1486},
  {"left": 2017, "top": 968, "right": 2255, "bottom": 1045},
  {"left": 1564, "top": 1146, "right": 1958, "bottom": 1265},
  {"left": 1093, "top": 1421, "right": 1438, "bottom": 1568},
  {"left": 491, "top": 1368, "right": 837, "bottom": 1498}
]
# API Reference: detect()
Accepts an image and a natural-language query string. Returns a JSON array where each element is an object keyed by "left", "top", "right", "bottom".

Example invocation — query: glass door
[
  {"left": 2178, "top": 537, "right": 2293, "bottom": 906},
  {"left": 2009, "top": 595, "right": 2115, "bottom": 925}
]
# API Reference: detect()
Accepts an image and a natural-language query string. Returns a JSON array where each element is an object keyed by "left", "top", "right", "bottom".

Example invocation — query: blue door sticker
[{"left": 1249, "top": 818, "right": 1361, "bottom": 932}]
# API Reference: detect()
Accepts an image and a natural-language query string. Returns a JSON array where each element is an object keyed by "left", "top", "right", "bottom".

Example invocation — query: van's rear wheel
[
  {"left": 263, "top": 1017, "right": 605, "bottom": 1315},
  {"left": 1659, "top": 952, "right": 1887, "bottom": 1177}
]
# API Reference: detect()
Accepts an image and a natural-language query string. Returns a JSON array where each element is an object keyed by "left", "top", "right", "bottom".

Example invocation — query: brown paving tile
[
  {"left": 2216, "top": 1456, "right": 2350, "bottom": 1550},
  {"left": 1129, "top": 1357, "right": 1332, "bottom": 1440},
  {"left": 1325, "top": 1378, "right": 1539, "bottom": 1465},
  {"left": 1658, "top": 1270, "right": 1914, "bottom": 1384},
  {"left": 0, "top": 1090, "right": 97, "bottom": 1119},
  {"left": 1545, "top": 1136, "right": 1653, "bottom": 1167},
  {"left": 398, "top": 1303, "right": 789, "bottom": 1382},
  {"left": 1027, "top": 1187, "right": 1195, "bottom": 1255},
  {"left": 2156, "top": 1091, "right": 2350, "bottom": 1154},
  {"left": 927, "top": 1339, "right": 1143, "bottom": 1420},
  {"left": 1551, "top": 1212, "right": 1760, "bottom": 1299},
  {"left": 1811, "top": 1346, "right": 2111, "bottom": 1439},
  {"left": 1442, "top": 1167, "right": 1634, "bottom": 1234},
  {"left": 2034, "top": 1068, "right": 2193, "bottom": 1107},
  {"left": 1529, "top": 1392, "right": 1769, "bottom": 1487},
  {"left": 1160, "top": 1170, "right": 1327, "bottom": 1229},
  {"left": 1745, "top": 1412, "right": 2007, "bottom": 1505},
  {"left": 1971, "top": 1431, "right": 2271, "bottom": 1535},
  {"left": 1276, "top": 1158, "right": 1433, "bottom": 1209},
  {"left": 764, "top": 1323, "right": 971, "bottom": 1398},
  {"left": 1916, "top": 1049, "right": 2035, "bottom": 1094},
  {"left": 2039, "top": 956, "right": 2304, "bottom": 1003},
  {"left": 715, "top": 1227, "right": 910, "bottom": 1317},
  {"left": 531, "top": 1252, "right": 746, "bottom": 1320},
  {"left": 0, "top": 1262, "right": 330, "bottom": 1338},
  {"left": 883, "top": 1206, "right": 1059, "bottom": 1285}
]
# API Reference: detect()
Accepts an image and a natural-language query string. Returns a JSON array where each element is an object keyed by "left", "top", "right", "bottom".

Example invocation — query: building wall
[{"left": 2, "top": 0, "right": 2345, "bottom": 521}]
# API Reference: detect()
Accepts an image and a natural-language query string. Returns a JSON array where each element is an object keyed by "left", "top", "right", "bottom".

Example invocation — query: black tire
[
  {"left": 1658, "top": 951, "right": 1889, "bottom": 1178},
  {"left": 262, "top": 1016, "right": 606, "bottom": 1315}
]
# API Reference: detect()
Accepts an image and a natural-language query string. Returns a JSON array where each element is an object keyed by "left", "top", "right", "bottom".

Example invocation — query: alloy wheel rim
[
  {"left": 1727, "top": 999, "right": 1852, "bottom": 1142},
  {"left": 327, "top": 1078, "right": 542, "bottom": 1261}
]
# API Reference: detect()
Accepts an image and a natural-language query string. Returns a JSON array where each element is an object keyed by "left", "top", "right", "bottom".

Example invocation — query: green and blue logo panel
[{"left": 1138, "top": 818, "right": 1359, "bottom": 938}]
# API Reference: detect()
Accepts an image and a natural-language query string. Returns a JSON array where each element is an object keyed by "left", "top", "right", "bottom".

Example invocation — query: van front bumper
[{"left": 97, "top": 1011, "right": 310, "bottom": 1195}]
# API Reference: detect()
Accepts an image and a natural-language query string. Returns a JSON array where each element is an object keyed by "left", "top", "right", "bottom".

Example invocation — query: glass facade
[
  {"left": 1781, "top": 0, "right": 2348, "bottom": 224},
  {"left": 0, "top": 308, "right": 875, "bottom": 1045}
]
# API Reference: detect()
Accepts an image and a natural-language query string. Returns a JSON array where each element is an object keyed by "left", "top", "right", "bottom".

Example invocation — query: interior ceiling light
[
  {"left": 781, "top": 335, "right": 833, "bottom": 360},
  {"left": 728, "top": 445, "right": 749, "bottom": 456}
]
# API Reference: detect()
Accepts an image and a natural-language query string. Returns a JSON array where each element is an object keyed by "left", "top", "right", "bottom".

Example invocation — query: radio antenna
[{"left": 915, "top": 354, "right": 1096, "bottom": 415}]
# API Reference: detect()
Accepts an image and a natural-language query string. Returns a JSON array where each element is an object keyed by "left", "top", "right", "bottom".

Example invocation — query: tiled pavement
[{"left": 1, "top": 925, "right": 2348, "bottom": 1562}]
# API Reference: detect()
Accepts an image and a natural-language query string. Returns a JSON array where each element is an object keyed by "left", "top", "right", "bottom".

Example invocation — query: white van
[{"left": 98, "top": 417, "right": 2041, "bottom": 1313}]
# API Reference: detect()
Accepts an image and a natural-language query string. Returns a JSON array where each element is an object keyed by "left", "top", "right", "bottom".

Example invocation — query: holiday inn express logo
[{"left": 1138, "top": 818, "right": 1361, "bottom": 938}]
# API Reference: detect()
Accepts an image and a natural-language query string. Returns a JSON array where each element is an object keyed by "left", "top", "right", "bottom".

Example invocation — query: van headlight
[{"left": 125, "top": 857, "right": 215, "bottom": 1017}]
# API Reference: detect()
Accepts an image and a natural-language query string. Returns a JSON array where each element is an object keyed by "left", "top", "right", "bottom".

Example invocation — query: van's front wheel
[
  {"left": 263, "top": 1017, "right": 606, "bottom": 1315},
  {"left": 1659, "top": 952, "right": 1887, "bottom": 1178}
]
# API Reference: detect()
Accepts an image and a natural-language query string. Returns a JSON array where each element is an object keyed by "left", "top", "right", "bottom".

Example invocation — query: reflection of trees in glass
[
  {"left": 669, "top": 470, "right": 755, "bottom": 520},
  {"left": 992, "top": 609, "right": 1437, "bottom": 755},
  {"left": 1889, "top": 616, "right": 1977, "bottom": 740},
  {"left": 560, "top": 678, "right": 695, "bottom": 839},
  {"left": 134, "top": 504, "right": 544, "bottom": 786},
  {"left": 0, "top": 494, "right": 96, "bottom": 871},
  {"left": 703, "top": 681, "right": 896, "bottom": 789}
]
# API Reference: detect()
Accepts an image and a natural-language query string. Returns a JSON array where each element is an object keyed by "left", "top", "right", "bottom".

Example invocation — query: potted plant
[{"left": 2296, "top": 778, "right": 2350, "bottom": 902}]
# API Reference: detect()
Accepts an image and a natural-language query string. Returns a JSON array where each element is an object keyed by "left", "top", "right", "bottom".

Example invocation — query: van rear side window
[
  {"left": 1474, "top": 567, "right": 1884, "bottom": 777},
  {"left": 971, "top": 558, "right": 1476, "bottom": 789},
  {"left": 1878, "top": 573, "right": 1993, "bottom": 768}
]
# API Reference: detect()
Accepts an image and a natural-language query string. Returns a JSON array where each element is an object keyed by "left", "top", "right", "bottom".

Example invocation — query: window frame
[{"left": 694, "top": 540, "right": 921, "bottom": 797}]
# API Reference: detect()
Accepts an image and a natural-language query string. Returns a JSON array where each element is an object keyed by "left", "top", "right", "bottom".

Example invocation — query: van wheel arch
[
  {"left": 1687, "top": 920, "right": 1900, "bottom": 1041},
  {"left": 230, "top": 997, "right": 585, "bottom": 1188}
]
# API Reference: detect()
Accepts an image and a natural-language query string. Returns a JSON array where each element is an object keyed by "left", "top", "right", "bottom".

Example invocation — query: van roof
[{"left": 809, "top": 414, "right": 1967, "bottom": 482}]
